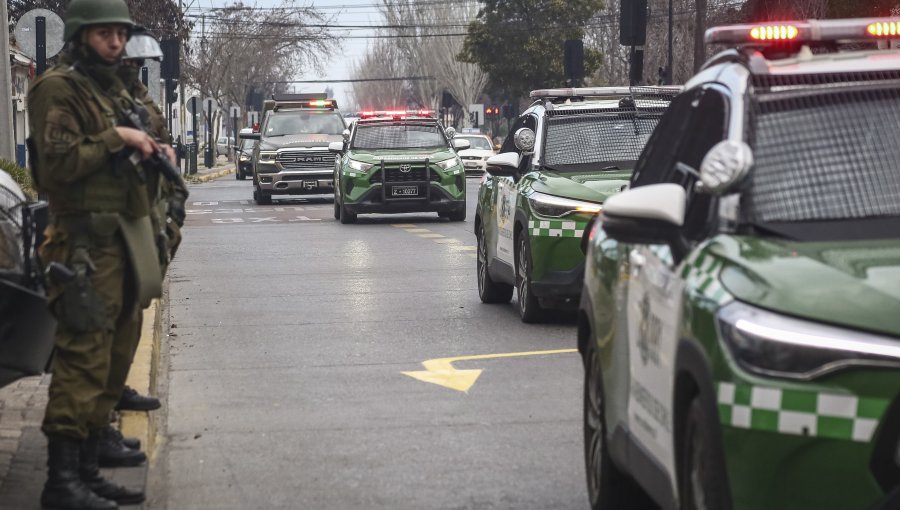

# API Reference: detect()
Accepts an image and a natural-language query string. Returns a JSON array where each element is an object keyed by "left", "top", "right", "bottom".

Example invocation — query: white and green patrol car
[
  {"left": 579, "top": 18, "right": 900, "bottom": 510},
  {"left": 329, "top": 111, "right": 469, "bottom": 224},
  {"left": 475, "top": 87, "right": 677, "bottom": 322}
]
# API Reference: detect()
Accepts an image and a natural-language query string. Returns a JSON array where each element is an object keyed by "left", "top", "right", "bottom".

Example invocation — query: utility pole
[
  {"left": 667, "top": 0, "right": 674, "bottom": 84},
  {"left": 1, "top": 0, "right": 17, "bottom": 163}
]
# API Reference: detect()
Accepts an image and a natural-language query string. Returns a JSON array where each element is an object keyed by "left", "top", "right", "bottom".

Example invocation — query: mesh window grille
[
  {"left": 543, "top": 86, "right": 678, "bottom": 167},
  {"left": 353, "top": 123, "right": 446, "bottom": 150},
  {"left": 0, "top": 177, "right": 25, "bottom": 275},
  {"left": 744, "top": 72, "right": 900, "bottom": 224}
]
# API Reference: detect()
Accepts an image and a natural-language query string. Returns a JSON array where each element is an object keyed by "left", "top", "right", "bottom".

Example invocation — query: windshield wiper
[{"left": 601, "top": 165, "right": 620, "bottom": 171}]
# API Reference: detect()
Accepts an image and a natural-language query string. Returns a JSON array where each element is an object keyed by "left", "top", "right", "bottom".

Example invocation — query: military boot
[
  {"left": 80, "top": 432, "right": 145, "bottom": 505},
  {"left": 115, "top": 386, "right": 160, "bottom": 411},
  {"left": 97, "top": 427, "right": 146, "bottom": 468},
  {"left": 41, "top": 436, "right": 117, "bottom": 510}
]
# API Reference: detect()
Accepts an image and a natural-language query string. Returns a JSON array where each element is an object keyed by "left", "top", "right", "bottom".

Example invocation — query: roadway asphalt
[{"left": 148, "top": 175, "right": 589, "bottom": 509}]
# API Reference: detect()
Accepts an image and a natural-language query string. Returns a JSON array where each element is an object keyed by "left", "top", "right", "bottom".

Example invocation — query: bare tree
[
  {"left": 184, "top": 1, "right": 338, "bottom": 144},
  {"left": 350, "top": 38, "right": 408, "bottom": 109}
]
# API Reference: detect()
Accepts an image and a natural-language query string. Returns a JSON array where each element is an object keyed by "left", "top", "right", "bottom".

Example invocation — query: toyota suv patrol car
[
  {"left": 240, "top": 95, "right": 347, "bottom": 205},
  {"left": 475, "top": 87, "right": 678, "bottom": 322},
  {"left": 579, "top": 18, "right": 900, "bottom": 510},
  {"left": 329, "top": 111, "right": 469, "bottom": 224}
]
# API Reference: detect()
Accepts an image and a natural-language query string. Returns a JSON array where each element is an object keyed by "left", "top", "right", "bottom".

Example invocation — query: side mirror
[
  {"left": 451, "top": 139, "right": 471, "bottom": 151},
  {"left": 445, "top": 127, "right": 457, "bottom": 139},
  {"left": 328, "top": 141, "right": 345, "bottom": 154},
  {"left": 699, "top": 140, "right": 753, "bottom": 195},
  {"left": 485, "top": 152, "right": 520, "bottom": 179},
  {"left": 239, "top": 132, "right": 261, "bottom": 140},
  {"left": 601, "top": 183, "right": 689, "bottom": 259},
  {"left": 342, "top": 129, "right": 351, "bottom": 142},
  {"left": 513, "top": 128, "right": 535, "bottom": 154}
]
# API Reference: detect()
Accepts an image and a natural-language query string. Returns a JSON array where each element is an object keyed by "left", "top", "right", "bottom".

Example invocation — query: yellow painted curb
[
  {"left": 189, "top": 167, "right": 235, "bottom": 183},
  {"left": 119, "top": 299, "right": 162, "bottom": 459}
]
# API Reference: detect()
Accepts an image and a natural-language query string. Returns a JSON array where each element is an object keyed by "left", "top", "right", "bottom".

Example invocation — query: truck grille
[
  {"left": 277, "top": 150, "right": 334, "bottom": 170},
  {"left": 385, "top": 167, "right": 427, "bottom": 182}
]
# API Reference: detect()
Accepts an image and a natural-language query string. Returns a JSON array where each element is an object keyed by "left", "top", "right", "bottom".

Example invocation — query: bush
[{"left": 0, "top": 159, "right": 35, "bottom": 200}]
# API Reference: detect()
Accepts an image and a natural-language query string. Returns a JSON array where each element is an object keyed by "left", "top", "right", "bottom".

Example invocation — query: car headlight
[
  {"left": 259, "top": 151, "right": 277, "bottom": 163},
  {"left": 527, "top": 191, "right": 602, "bottom": 218},
  {"left": 437, "top": 157, "right": 461, "bottom": 171},
  {"left": 347, "top": 159, "right": 374, "bottom": 173},
  {"left": 239, "top": 154, "right": 250, "bottom": 162},
  {"left": 718, "top": 301, "right": 900, "bottom": 380}
]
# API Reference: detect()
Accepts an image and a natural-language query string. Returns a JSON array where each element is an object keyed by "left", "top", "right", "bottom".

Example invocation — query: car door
[
  {"left": 489, "top": 114, "right": 537, "bottom": 274},
  {"left": 623, "top": 86, "right": 729, "bottom": 504}
]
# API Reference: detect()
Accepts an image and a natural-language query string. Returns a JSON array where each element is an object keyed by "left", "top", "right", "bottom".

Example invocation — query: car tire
[
  {"left": 236, "top": 169, "right": 240, "bottom": 180},
  {"left": 681, "top": 396, "right": 731, "bottom": 510},
  {"left": 334, "top": 200, "right": 341, "bottom": 220},
  {"left": 476, "top": 223, "right": 513, "bottom": 304},
  {"left": 255, "top": 187, "right": 272, "bottom": 206},
  {"left": 339, "top": 200, "right": 357, "bottom": 224},
  {"left": 515, "top": 233, "right": 545, "bottom": 323},
  {"left": 583, "top": 342, "right": 652, "bottom": 510},
  {"left": 448, "top": 208, "right": 466, "bottom": 222}
]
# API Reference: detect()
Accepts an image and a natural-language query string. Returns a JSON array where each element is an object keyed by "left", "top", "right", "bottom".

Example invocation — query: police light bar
[
  {"left": 359, "top": 110, "right": 435, "bottom": 119},
  {"left": 530, "top": 87, "right": 633, "bottom": 99},
  {"left": 705, "top": 17, "right": 900, "bottom": 45}
]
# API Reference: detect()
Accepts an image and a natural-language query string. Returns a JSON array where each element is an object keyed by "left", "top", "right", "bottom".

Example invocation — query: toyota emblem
[{"left": 399, "top": 164, "right": 412, "bottom": 173}]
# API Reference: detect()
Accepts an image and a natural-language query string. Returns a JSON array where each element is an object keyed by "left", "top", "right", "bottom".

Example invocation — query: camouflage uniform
[{"left": 27, "top": 0, "right": 159, "bottom": 507}]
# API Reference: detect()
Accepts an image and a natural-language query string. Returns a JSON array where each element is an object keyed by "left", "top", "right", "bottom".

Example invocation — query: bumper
[
  {"left": 462, "top": 159, "right": 487, "bottom": 174},
  {"left": 344, "top": 185, "right": 465, "bottom": 214},
  {"left": 530, "top": 262, "right": 584, "bottom": 300},
  {"left": 257, "top": 171, "right": 334, "bottom": 195}
]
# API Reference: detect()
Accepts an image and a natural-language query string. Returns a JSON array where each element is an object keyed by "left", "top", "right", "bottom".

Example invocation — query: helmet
[
  {"left": 124, "top": 32, "right": 163, "bottom": 60},
  {"left": 63, "top": 0, "right": 134, "bottom": 42}
]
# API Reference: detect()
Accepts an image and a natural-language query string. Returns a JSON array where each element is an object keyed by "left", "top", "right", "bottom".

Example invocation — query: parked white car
[{"left": 455, "top": 134, "right": 496, "bottom": 175}]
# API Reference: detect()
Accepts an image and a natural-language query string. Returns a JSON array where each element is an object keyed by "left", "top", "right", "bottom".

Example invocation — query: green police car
[
  {"left": 330, "top": 111, "right": 469, "bottom": 224},
  {"left": 579, "top": 18, "right": 900, "bottom": 510},
  {"left": 475, "top": 87, "right": 678, "bottom": 322}
]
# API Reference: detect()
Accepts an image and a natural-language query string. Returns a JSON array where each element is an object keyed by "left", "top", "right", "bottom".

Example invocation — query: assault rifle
[{"left": 118, "top": 104, "right": 182, "bottom": 185}]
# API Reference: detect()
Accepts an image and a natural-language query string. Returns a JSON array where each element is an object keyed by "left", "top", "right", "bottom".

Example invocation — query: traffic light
[
  {"left": 165, "top": 79, "right": 178, "bottom": 104},
  {"left": 485, "top": 106, "right": 500, "bottom": 117}
]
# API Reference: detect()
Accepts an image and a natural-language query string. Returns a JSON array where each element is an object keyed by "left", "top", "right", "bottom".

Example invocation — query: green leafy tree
[{"left": 459, "top": 0, "right": 605, "bottom": 99}]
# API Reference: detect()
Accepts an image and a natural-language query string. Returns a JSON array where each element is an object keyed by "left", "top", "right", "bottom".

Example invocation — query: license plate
[
  {"left": 392, "top": 185, "right": 418, "bottom": 197},
  {"left": 464, "top": 162, "right": 479, "bottom": 167}
]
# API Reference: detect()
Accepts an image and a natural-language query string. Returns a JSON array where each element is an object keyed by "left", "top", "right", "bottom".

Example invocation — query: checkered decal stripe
[
  {"left": 678, "top": 249, "right": 731, "bottom": 304},
  {"left": 717, "top": 382, "right": 890, "bottom": 443},
  {"left": 529, "top": 220, "right": 588, "bottom": 238}
]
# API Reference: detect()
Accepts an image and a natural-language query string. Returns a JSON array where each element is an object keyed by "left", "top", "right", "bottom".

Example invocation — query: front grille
[
  {"left": 461, "top": 155, "right": 482, "bottom": 161},
  {"left": 385, "top": 167, "right": 427, "bottom": 182},
  {"left": 276, "top": 150, "right": 334, "bottom": 169}
]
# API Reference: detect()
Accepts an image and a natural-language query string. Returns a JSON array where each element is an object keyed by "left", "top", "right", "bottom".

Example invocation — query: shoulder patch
[{"left": 44, "top": 108, "right": 82, "bottom": 155}]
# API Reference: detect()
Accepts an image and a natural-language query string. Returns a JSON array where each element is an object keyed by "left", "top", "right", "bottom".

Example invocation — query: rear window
[
  {"left": 352, "top": 123, "right": 447, "bottom": 150},
  {"left": 744, "top": 79, "right": 900, "bottom": 226}
]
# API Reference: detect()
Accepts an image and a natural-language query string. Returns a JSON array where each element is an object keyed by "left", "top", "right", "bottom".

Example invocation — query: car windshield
[
  {"left": 542, "top": 113, "right": 658, "bottom": 170},
  {"left": 743, "top": 81, "right": 900, "bottom": 229},
  {"left": 460, "top": 136, "right": 493, "bottom": 150},
  {"left": 264, "top": 111, "right": 345, "bottom": 137},
  {"left": 352, "top": 123, "right": 447, "bottom": 149},
  {"left": 240, "top": 139, "right": 255, "bottom": 151}
]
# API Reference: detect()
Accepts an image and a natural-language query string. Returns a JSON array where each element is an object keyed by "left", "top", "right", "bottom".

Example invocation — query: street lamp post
[{"left": 667, "top": 0, "right": 674, "bottom": 84}]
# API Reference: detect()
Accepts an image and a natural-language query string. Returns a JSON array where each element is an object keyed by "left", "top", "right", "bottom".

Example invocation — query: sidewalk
[{"left": 0, "top": 159, "right": 233, "bottom": 508}]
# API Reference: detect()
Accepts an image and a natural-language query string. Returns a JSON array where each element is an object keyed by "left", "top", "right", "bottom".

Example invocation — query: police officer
[
  {"left": 87, "top": 28, "right": 190, "bottom": 468},
  {"left": 27, "top": 0, "right": 163, "bottom": 507}
]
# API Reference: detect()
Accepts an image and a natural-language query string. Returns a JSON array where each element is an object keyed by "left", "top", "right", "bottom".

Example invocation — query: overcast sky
[{"left": 187, "top": 0, "right": 384, "bottom": 110}]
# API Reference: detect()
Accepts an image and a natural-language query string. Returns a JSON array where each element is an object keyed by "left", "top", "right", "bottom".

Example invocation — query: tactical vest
[{"left": 30, "top": 66, "right": 150, "bottom": 219}]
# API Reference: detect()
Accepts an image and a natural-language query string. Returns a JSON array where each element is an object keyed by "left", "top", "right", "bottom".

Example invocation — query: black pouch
[{"left": 55, "top": 277, "right": 107, "bottom": 334}]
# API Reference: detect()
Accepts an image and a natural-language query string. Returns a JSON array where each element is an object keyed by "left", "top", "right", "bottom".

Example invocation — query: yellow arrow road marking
[{"left": 402, "top": 348, "right": 578, "bottom": 393}]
